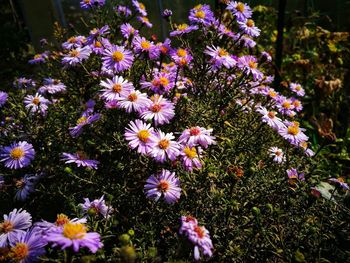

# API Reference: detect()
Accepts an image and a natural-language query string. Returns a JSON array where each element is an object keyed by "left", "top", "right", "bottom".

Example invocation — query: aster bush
[{"left": 1, "top": 1, "right": 350, "bottom": 262}]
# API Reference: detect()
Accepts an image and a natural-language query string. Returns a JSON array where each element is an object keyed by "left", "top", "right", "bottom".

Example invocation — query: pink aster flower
[
  {"left": 80, "top": 195, "right": 112, "bottom": 218},
  {"left": 120, "top": 23, "right": 139, "bottom": 39},
  {"left": 102, "top": 45, "right": 134, "bottom": 73},
  {"left": 144, "top": 169, "right": 181, "bottom": 204},
  {"left": 268, "top": 147, "right": 285, "bottom": 163},
  {"left": 100, "top": 75, "right": 134, "bottom": 101},
  {"left": 226, "top": 1, "right": 252, "bottom": 21},
  {"left": 204, "top": 45, "right": 236, "bottom": 69},
  {"left": 0, "top": 141, "right": 35, "bottom": 169},
  {"left": 238, "top": 55, "right": 263, "bottom": 81},
  {"left": 139, "top": 95, "right": 175, "bottom": 126},
  {"left": 238, "top": 19, "right": 261, "bottom": 37},
  {"left": 62, "top": 46, "right": 91, "bottom": 66},
  {"left": 149, "top": 130, "right": 180, "bottom": 162},
  {"left": 256, "top": 106, "right": 284, "bottom": 130},
  {"left": 118, "top": 90, "right": 151, "bottom": 113},
  {"left": 180, "top": 145, "right": 202, "bottom": 172},
  {"left": 290, "top": 83, "right": 305, "bottom": 97},
  {"left": 279, "top": 121, "right": 309, "bottom": 146},
  {"left": 0, "top": 208, "right": 32, "bottom": 247},
  {"left": 61, "top": 152, "right": 99, "bottom": 169},
  {"left": 178, "top": 127, "right": 215, "bottom": 148},
  {"left": 170, "top": 24, "right": 198, "bottom": 37},
  {"left": 124, "top": 119, "right": 155, "bottom": 155},
  {"left": 24, "top": 93, "right": 50, "bottom": 115},
  {"left": 45, "top": 222, "right": 103, "bottom": 253}
]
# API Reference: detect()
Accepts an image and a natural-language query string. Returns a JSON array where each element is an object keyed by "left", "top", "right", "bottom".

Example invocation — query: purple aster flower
[
  {"left": 180, "top": 145, "right": 202, "bottom": 172},
  {"left": 13, "top": 78, "right": 36, "bottom": 89},
  {"left": 255, "top": 106, "right": 284, "bottom": 130},
  {"left": 80, "top": 0, "right": 105, "bottom": 9},
  {"left": 100, "top": 75, "right": 134, "bottom": 101},
  {"left": 102, "top": 45, "right": 134, "bottom": 73},
  {"left": 0, "top": 141, "right": 35, "bottom": 169},
  {"left": 90, "top": 39, "right": 105, "bottom": 55},
  {"left": 15, "top": 174, "right": 40, "bottom": 201},
  {"left": 291, "top": 98, "right": 303, "bottom": 112},
  {"left": 275, "top": 96, "right": 295, "bottom": 116},
  {"left": 45, "top": 222, "right": 103, "bottom": 253},
  {"left": 170, "top": 47, "right": 193, "bottom": 67},
  {"left": 240, "top": 35, "right": 257, "bottom": 48},
  {"left": 0, "top": 91, "right": 8, "bottom": 107},
  {"left": 268, "top": 147, "right": 285, "bottom": 163},
  {"left": 139, "top": 95, "right": 175, "bottom": 126},
  {"left": 7, "top": 227, "right": 46, "bottom": 262},
  {"left": 329, "top": 177, "right": 349, "bottom": 190},
  {"left": 62, "top": 46, "right": 91, "bottom": 67},
  {"left": 132, "top": 36, "right": 159, "bottom": 59},
  {"left": 178, "top": 127, "right": 215, "bottom": 148},
  {"left": 124, "top": 119, "right": 155, "bottom": 155},
  {"left": 140, "top": 72, "right": 175, "bottom": 94},
  {"left": 28, "top": 52, "right": 49, "bottom": 64},
  {"left": 137, "top": 16, "right": 153, "bottom": 28},
  {"left": 118, "top": 90, "right": 151, "bottom": 113},
  {"left": 69, "top": 112, "right": 101, "bottom": 138},
  {"left": 62, "top": 35, "right": 86, "bottom": 50},
  {"left": 61, "top": 152, "right": 99, "bottom": 169},
  {"left": 35, "top": 214, "right": 87, "bottom": 233},
  {"left": 120, "top": 23, "right": 139, "bottom": 39},
  {"left": 0, "top": 208, "right": 32, "bottom": 247},
  {"left": 149, "top": 130, "right": 180, "bottom": 162},
  {"left": 38, "top": 78, "right": 66, "bottom": 94},
  {"left": 86, "top": 25, "right": 110, "bottom": 45},
  {"left": 290, "top": 83, "right": 305, "bottom": 97},
  {"left": 132, "top": 0, "right": 147, "bottom": 16},
  {"left": 238, "top": 55, "right": 263, "bottom": 81},
  {"left": 238, "top": 19, "right": 261, "bottom": 37},
  {"left": 105, "top": 100, "right": 119, "bottom": 109},
  {"left": 24, "top": 93, "right": 50, "bottom": 115},
  {"left": 226, "top": 1, "right": 252, "bottom": 21},
  {"left": 162, "top": 9, "right": 173, "bottom": 19},
  {"left": 188, "top": 4, "right": 215, "bottom": 27},
  {"left": 217, "top": 24, "right": 237, "bottom": 39},
  {"left": 144, "top": 169, "right": 181, "bottom": 204},
  {"left": 287, "top": 168, "right": 305, "bottom": 185},
  {"left": 299, "top": 141, "right": 314, "bottom": 157},
  {"left": 261, "top": 51, "right": 272, "bottom": 62},
  {"left": 157, "top": 38, "right": 172, "bottom": 56},
  {"left": 170, "top": 24, "right": 198, "bottom": 37},
  {"left": 179, "top": 216, "right": 198, "bottom": 235},
  {"left": 115, "top": 5, "right": 132, "bottom": 17},
  {"left": 279, "top": 121, "right": 309, "bottom": 146},
  {"left": 204, "top": 46, "right": 236, "bottom": 69},
  {"left": 80, "top": 195, "right": 112, "bottom": 218}
]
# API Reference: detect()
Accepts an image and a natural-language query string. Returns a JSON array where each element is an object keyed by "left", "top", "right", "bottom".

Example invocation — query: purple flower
[
  {"left": 0, "top": 91, "right": 8, "bottom": 107},
  {"left": 86, "top": 25, "right": 110, "bottom": 45},
  {"left": 132, "top": 36, "right": 159, "bottom": 59},
  {"left": 0, "top": 141, "right": 35, "bottom": 169},
  {"left": 132, "top": 0, "right": 147, "bottom": 16},
  {"left": 261, "top": 51, "right": 272, "bottom": 62},
  {"left": 256, "top": 106, "right": 284, "bottom": 130},
  {"left": 120, "top": 23, "right": 139, "bottom": 39},
  {"left": 290, "top": 83, "right": 305, "bottom": 97},
  {"left": 115, "top": 5, "right": 132, "bottom": 17},
  {"left": 100, "top": 75, "right": 134, "bottom": 101},
  {"left": 278, "top": 121, "right": 308, "bottom": 146},
  {"left": 0, "top": 208, "right": 32, "bottom": 247},
  {"left": 124, "top": 119, "right": 155, "bottom": 155},
  {"left": 139, "top": 95, "right": 175, "bottom": 126},
  {"left": 15, "top": 174, "right": 40, "bottom": 201},
  {"left": 28, "top": 52, "right": 49, "bottom": 64},
  {"left": 170, "top": 47, "right": 193, "bottom": 67},
  {"left": 80, "top": 195, "right": 112, "bottom": 218},
  {"left": 69, "top": 112, "right": 101, "bottom": 138},
  {"left": 38, "top": 78, "right": 66, "bottom": 94},
  {"left": 162, "top": 9, "right": 172, "bottom": 19},
  {"left": 178, "top": 127, "right": 215, "bottom": 148},
  {"left": 8, "top": 227, "right": 46, "bottom": 262},
  {"left": 170, "top": 24, "right": 198, "bottom": 37},
  {"left": 24, "top": 93, "right": 50, "bottom": 115},
  {"left": 226, "top": 1, "right": 252, "bottom": 21},
  {"left": 287, "top": 168, "right": 305, "bottom": 184},
  {"left": 188, "top": 4, "right": 214, "bottom": 27},
  {"left": 35, "top": 214, "right": 87, "bottom": 233},
  {"left": 329, "top": 177, "right": 349, "bottom": 190},
  {"left": 62, "top": 46, "right": 91, "bottom": 66},
  {"left": 45, "top": 222, "right": 103, "bottom": 253},
  {"left": 102, "top": 45, "right": 134, "bottom": 73},
  {"left": 80, "top": 0, "right": 105, "bottom": 9},
  {"left": 238, "top": 19, "right": 261, "bottom": 37},
  {"left": 13, "top": 78, "right": 36, "bottom": 89},
  {"left": 275, "top": 96, "right": 295, "bottom": 116},
  {"left": 268, "top": 147, "right": 285, "bottom": 163},
  {"left": 137, "top": 16, "right": 153, "bottom": 28},
  {"left": 144, "top": 169, "right": 181, "bottom": 204},
  {"left": 149, "top": 130, "right": 180, "bottom": 162},
  {"left": 204, "top": 46, "right": 236, "bottom": 69},
  {"left": 237, "top": 55, "right": 263, "bottom": 81},
  {"left": 180, "top": 145, "right": 202, "bottom": 172},
  {"left": 61, "top": 152, "right": 99, "bottom": 169},
  {"left": 140, "top": 72, "right": 175, "bottom": 94},
  {"left": 118, "top": 90, "right": 151, "bottom": 113},
  {"left": 62, "top": 35, "right": 86, "bottom": 50}
]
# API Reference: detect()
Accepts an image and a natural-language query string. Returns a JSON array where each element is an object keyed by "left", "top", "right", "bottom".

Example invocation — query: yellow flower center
[
  {"left": 15, "top": 179, "right": 25, "bottom": 189},
  {"left": 137, "top": 130, "right": 150, "bottom": 143},
  {"left": 293, "top": 100, "right": 301, "bottom": 107},
  {"left": 179, "top": 58, "right": 188, "bottom": 66},
  {"left": 248, "top": 61, "right": 257, "bottom": 69},
  {"left": 295, "top": 85, "right": 301, "bottom": 91},
  {"left": 299, "top": 141, "right": 307, "bottom": 149},
  {"left": 56, "top": 214, "right": 70, "bottom": 226},
  {"left": 159, "top": 77, "right": 169, "bottom": 87},
  {"left": 194, "top": 225, "right": 205, "bottom": 238},
  {"left": 9, "top": 243, "right": 29, "bottom": 261},
  {"left": 141, "top": 40, "right": 151, "bottom": 50},
  {"left": 177, "top": 24, "right": 188, "bottom": 31},
  {"left": 246, "top": 19, "right": 255, "bottom": 27},
  {"left": 158, "top": 139, "right": 170, "bottom": 149},
  {"left": 112, "top": 51, "right": 124, "bottom": 62},
  {"left": 141, "top": 17, "right": 150, "bottom": 23},
  {"left": 139, "top": 2, "right": 145, "bottom": 10},
  {"left": 34, "top": 54, "right": 42, "bottom": 59},
  {"left": 157, "top": 180, "right": 169, "bottom": 192},
  {"left": 95, "top": 41, "right": 102, "bottom": 48},
  {"left": 177, "top": 48, "right": 187, "bottom": 57},
  {"left": 77, "top": 116, "right": 87, "bottom": 125},
  {"left": 190, "top": 127, "right": 201, "bottom": 136},
  {"left": 10, "top": 147, "right": 25, "bottom": 160},
  {"left": 282, "top": 101, "right": 291, "bottom": 109},
  {"left": 0, "top": 220, "right": 13, "bottom": 233},
  {"left": 32, "top": 97, "right": 40, "bottom": 105},
  {"left": 195, "top": 10, "right": 205, "bottom": 19},
  {"left": 112, "top": 84, "right": 122, "bottom": 93},
  {"left": 128, "top": 93, "right": 138, "bottom": 102},
  {"left": 275, "top": 150, "right": 282, "bottom": 156},
  {"left": 218, "top": 48, "right": 228, "bottom": 57},
  {"left": 236, "top": 2, "right": 245, "bottom": 12},
  {"left": 269, "top": 90, "right": 277, "bottom": 98},
  {"left": 287, "top": 126, "right": 299, "bottom": 135},
  {"left": 68, "top": 37, "right": 76, "bottom": 43},
  {"left": 151, "top": 104, "right": 162, "bottom": 113},
  {"left": 69, "top": 50, "right": 80, "bottom": 57},
  {"left": 267, "top": 111, "right": 276, "bottom": 119},
  {"left": 194, "top": 4, "right": 202, "bottom": 10},
  {"left": 84, "top": 0, "right": 91, "bottom": 3},
  {"left": 63, "top": 223, "right": 87, "bottom": 240},
  {"left": 183, "top": 146, "right": 197, "bottom": 159},
  {"left": 337, "top": 177, "right": 345, "bottom": 183}
]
